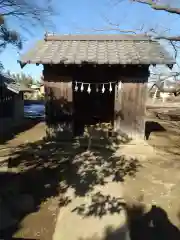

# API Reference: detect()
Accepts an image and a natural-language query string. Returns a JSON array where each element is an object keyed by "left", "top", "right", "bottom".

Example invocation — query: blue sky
[{"left": 1, "top": 0, "right": 180, "bottom": 81}]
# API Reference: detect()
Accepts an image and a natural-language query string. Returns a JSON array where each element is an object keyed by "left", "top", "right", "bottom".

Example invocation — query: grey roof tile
[
  {"left": 0, "top": 73, "right": 32, "bottom": 93},
  {"left": 20, "top": 34, "right": 175, "bottom": 65}
]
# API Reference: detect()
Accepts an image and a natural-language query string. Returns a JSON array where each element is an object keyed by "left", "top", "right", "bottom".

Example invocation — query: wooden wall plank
[
  {"left": 118, "top": 81, "right": 147, "bottom": 139},
  {"left": 114, "top": 82, "right": 122, "bottom": 132},
  {"left": 44, "top": 75, "right": 73, "bottom": 140}
]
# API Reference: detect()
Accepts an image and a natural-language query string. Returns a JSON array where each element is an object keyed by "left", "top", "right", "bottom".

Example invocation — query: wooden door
[{"left": 115, "top": 80, "right": 147, "bottom": 139}]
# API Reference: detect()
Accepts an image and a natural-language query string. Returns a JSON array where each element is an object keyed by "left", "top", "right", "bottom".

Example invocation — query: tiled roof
[
  {"left": 0, "top": 73, "right": 32, "bottom": 93},
  {"left": 19, "top": 34, "right": 175, "bottom": 65},
  {"left": 0, "top": 73, "right": 20, "bottom": 93}
]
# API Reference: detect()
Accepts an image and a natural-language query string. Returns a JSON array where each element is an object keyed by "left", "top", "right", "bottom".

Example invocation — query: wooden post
[{"left": 114, "top": 82, "right": 122, "bottom": 135}]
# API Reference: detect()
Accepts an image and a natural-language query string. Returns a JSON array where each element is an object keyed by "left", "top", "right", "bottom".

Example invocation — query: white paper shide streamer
[
  {"left": 80, "top": 83, "right": 84, "bottom": 92},
  {"left": 109, "top": 82, "right": 112, "bottom": 92},
  {"left": 74, "top": 81, "right": 116, "bottom": 93},
  {"left": 102, "top": 84, "right": 105, "bottom": 93},
  {"left": 75, "top": 82, "right": 78, "bottom": 92},
  {"left": 87, "top": 84, "right": 91, "bottom": 94}
]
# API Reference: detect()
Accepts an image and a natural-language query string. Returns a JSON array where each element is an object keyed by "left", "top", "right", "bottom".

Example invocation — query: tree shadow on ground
[
  {"left": 145, "top": 121, "right": 166, "bottom": 140},
  {"left": 0, "top": 136, "right": 141, "bottom": 239},
  {"left": 72, "top": 192, "right": 125, "bottom": 218},
  {"left": 0, "top": 119, "right": 41, "bottom": 144}
]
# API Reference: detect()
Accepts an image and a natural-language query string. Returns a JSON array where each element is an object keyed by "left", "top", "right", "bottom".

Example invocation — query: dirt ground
[
  {"left": 0, "top": 121, "right": 59, "bottom": 240},
  {"left": 1, "top": 105, "right": 180, "bottom": 239},
  {"left": 124, "top": 105, "right": 180, "bottom": 232}
]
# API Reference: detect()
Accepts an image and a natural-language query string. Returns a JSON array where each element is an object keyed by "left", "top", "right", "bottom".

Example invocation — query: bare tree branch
[
  {"left": 102, "top": 15, "right": 145, "bottom": 33},
  {"left": 75, "top": 16, "right": 146, "bottom": 35},
  {"left": 149, "top": 72, "right": 180, "bottom": 97},
  {"left": 109, "top": 1, "right": 180, "bottom": 42},
  {"left": 75, "top": 26, "right": 138, "bottom": 34},
  {"left": 169, "top": 40, "right": 178, "bottom": 58},
  {"left": 0, "top": 0, "right": 56, "bottom": 30},
  {"left": 132, "top": 0, "right": 180, "bottom": 15},
  {"left": 154, "top": 81, "right": 180, "bottom": 95},
  {"left": 154, "top": 36, "right": 180, "bottom": 41}
]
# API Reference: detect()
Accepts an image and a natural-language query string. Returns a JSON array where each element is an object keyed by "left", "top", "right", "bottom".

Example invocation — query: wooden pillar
[{"left": 114, "top": 81, "right": 122, "bottom": 133}]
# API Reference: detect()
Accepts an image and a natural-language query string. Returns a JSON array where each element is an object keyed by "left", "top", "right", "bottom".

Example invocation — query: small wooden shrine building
[
  {"left": 19, "top": 34, "right": 175, "bottom": 139},
  {"left": 0, "top": 73, "right": 30, "bottom": 137}
]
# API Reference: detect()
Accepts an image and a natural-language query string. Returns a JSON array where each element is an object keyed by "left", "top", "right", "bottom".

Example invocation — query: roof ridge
[{"left": 44, "top": 34, "right": 152, "bottom": 42}]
